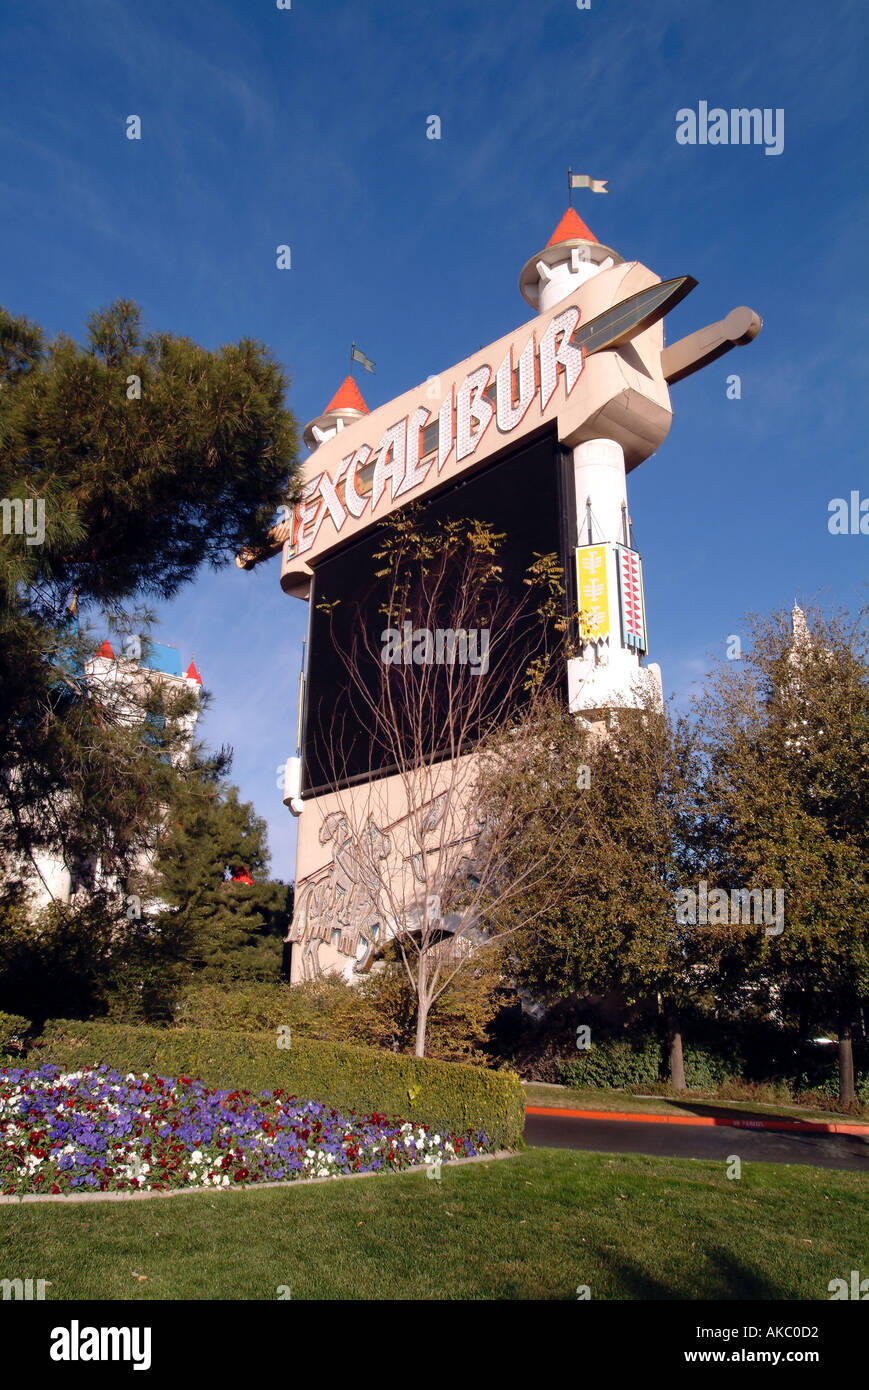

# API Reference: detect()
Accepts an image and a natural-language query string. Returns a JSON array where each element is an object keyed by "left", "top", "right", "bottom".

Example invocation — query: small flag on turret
[
  {"left": 569, "top": 171, "right": 609, "bottom": 193},
  {"left": 351, "top": 342, "right": 376, "bottom": 373}
]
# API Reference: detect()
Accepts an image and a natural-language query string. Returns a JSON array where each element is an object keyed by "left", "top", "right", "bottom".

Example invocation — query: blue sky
[{"left": 2, "top": 0, "right": 866, "bottom": 880}]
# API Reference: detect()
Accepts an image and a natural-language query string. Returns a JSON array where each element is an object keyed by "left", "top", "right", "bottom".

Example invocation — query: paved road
[{"left": 524, "top": 1111, "right": 869, "bottom": 1172}]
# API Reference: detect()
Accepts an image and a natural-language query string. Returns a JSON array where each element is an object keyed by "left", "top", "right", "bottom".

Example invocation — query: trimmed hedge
[{"left": 30, "top": 1020, "right": 526, "bottom": 1149}]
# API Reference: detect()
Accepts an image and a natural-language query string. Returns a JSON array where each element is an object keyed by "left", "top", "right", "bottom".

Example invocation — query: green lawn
[
  {"left": 524, "top": 1082, "right": 869, "bottom": 1127},
  {"left": 2, "top": 1148, "right": 865, "bottom": 1300}
]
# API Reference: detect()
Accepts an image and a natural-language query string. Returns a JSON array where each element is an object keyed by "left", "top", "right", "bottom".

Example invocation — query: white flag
[
  {"left": 351, "top": 343, "right": 376, "bottom": 373},
  {"left": 570, "top": 174, "right": 609, "bottom": 193}
]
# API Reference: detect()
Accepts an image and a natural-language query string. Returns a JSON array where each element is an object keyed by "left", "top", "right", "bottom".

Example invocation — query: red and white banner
[{"left": 617, "top": 545, "right": 646, "bottom": 652}]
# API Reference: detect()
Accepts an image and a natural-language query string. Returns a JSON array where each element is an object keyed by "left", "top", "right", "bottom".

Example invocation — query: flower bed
[{"left": 0, "top": 1065, "right": 494, "bottom": 1195}]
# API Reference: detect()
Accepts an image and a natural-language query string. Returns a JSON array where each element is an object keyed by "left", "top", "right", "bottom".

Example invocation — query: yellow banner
[{"left": 576, "top": 544, "right": 610, "bottom": 643}]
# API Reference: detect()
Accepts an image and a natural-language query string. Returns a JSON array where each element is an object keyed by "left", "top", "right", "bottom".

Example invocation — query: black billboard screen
[{"left": 301, "top": 430, "right": 573, "bottom": 796}]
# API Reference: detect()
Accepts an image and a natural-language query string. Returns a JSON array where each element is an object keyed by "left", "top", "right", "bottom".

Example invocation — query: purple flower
[{"left": 0, "top": 1066, "right": 494, "bottom": 1196}]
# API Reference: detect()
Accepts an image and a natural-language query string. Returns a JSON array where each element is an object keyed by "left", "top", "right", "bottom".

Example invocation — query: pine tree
[
  {"left": 143, "top": 767, "right": 292, "bottom": 989},
  {"left": 0, "top": 299, "right": 298, "bottom": 899}
]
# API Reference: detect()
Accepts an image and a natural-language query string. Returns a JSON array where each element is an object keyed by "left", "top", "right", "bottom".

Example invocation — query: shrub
[
  {"left": 557, "top": 1036, "right": 662, "bottom": 1090},
  {"left": 0, "top": 1010, "right": 30, "bottom": 1056},
  {"left": 0, "top": 897, "right": 118, "bottom": 1026},
  {"left": 31, "top": 1019, "right": 526, "bottom": 1149},
  {"left": 555, "top": 1031, "right": 744, "bottom": 1092},
  {"left": 554, "top": 1029, "right": 867, "bottom": 1110},
  {"left": 174, "top": 979, "right": 301, "bottom": 1033},
  {"left": 682, "top": 1045, "right": 738, "bottom": 1090},
  {"left": 174, "top": 957, "right": 509, "bottom": 1066},
  {"left": 0, "top": 892, "right": 193, "bottom": 1028}
]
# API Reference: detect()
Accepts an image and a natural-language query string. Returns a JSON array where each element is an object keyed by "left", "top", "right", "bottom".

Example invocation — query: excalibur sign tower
[{"left": 240, "top": 200, "right": 762, "bottom": 984}]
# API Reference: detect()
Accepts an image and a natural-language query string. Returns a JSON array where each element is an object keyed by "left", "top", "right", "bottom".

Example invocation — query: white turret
[
  {"left": 519, "top": 206, "right": 622, "bottom": 314},
  {"left": 303, "top": 375, "right": 370, "bottom": 453}
]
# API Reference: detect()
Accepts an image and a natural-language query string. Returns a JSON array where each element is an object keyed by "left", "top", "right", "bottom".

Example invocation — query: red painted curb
[{"left": 524, "top": 1105, "right": 869, "bottom": 1137}]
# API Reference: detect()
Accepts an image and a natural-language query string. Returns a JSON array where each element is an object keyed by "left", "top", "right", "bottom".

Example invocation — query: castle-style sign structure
[{"left": 241, "top": 205, "right": 761, "bottom": 983}]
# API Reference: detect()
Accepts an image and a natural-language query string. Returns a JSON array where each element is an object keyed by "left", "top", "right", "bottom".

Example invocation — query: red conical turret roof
[
  {"left": 97, "top": 640, "right": 115, "bottom": 659},
  {"left": 546, "top": 207, "right": 598, "bottom": 247},
  {"left": 324, "top": 375, "right": 369, "bottom": 415},
  {"left": 185, "top": 659, "right": 202, "bottom": 686}
]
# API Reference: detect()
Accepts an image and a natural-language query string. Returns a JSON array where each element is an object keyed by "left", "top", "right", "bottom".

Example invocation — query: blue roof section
[{"left": 142, "top": 642, "right": 183, "bottom": 677}]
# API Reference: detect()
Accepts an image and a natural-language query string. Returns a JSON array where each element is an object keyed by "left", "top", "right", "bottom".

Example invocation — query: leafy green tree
[
  {"left": 695, "top": 604, "right": 869, "bottom": 1102},
  {"left": 0, "top": 884, "right": 196, "bottom": 1028},
  {"left": 0, "top": 894, "right": 118, "bottom": 1026},
  {"left": 494, "top": 698, "right": 712, "bottom": 1089}
]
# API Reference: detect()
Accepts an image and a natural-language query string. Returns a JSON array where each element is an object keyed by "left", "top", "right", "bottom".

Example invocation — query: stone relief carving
[{"left": 287, "top": 793, "right": 487, "bottom": 980}]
